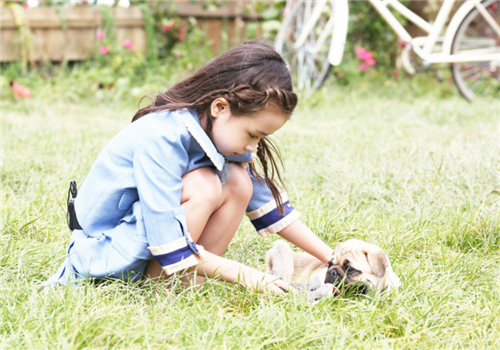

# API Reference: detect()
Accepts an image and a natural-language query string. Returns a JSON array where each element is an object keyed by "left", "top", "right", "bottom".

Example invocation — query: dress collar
[{"left": 174, "top": 109, "right": 225, "bottom": 172}]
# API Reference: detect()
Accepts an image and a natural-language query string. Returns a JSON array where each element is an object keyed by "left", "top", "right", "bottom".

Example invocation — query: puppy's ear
[{"left": 363, "top": 247, "right": 388, "bottom": 278}]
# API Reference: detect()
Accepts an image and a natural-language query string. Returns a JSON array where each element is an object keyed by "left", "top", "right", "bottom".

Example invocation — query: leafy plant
[
  {"left": 346, "top": 1, "right": 409, "bottom": 71},
  {"left": 136, "top": 2, "right": 157, "bottom": 60},
  {"left": 6, "top": 2, "right": 33, "bottom": 73}
]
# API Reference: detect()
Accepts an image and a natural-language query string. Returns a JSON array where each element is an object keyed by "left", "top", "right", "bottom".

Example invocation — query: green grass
[{"left": 1, "top": 73, "right": 499, "bottom": 349}]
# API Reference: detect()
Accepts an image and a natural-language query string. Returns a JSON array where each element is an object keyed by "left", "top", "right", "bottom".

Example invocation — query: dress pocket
[{"left": 118, "top": 189, "right": 139, "bottom": 211}]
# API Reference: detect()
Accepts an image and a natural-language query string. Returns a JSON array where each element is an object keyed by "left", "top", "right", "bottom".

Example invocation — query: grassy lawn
[{"left": 1, "top": 76, "right": 499, "bottom": 348}]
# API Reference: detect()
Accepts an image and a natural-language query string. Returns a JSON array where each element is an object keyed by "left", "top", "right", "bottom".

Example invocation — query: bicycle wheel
[
  {"left": 275, "top": 1, "right": 334, "bottom": 93},
  {"left": 451, "top": 0, "right": 500, "bottom": 100}
]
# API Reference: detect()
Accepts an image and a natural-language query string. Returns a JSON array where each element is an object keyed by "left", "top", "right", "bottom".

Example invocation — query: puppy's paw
[
  {"left": 309, "top": 284, "right": 335, "bottom": 304},
  {"left": 307, "top": 275, "right": 323, "bottom": 291},
  {"left": 289, "top": 281, "right": 306, "bottom": 292}
]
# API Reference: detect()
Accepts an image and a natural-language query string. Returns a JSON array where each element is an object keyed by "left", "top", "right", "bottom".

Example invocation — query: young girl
[{"left": 48, "top": 40, "right": 334, "bottom": 293}]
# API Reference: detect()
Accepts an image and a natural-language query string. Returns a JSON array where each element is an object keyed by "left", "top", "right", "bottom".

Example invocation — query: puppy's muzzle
[{"left": 324, "top": 266, "right": 369, "bottom": 295}]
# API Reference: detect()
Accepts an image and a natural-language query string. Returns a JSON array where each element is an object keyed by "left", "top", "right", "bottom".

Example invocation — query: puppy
[{"left": 266, "top": 239, "right": 401, "bottom": 295}]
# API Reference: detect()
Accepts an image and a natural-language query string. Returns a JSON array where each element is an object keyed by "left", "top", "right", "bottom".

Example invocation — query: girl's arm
[
  {"left": 277, "top": 220, "right": 334, "bottom": 265},
  {"left": 191, "top": 251, "right": 289, "bottom": 292},
  {"left": 242, "top": 167, "right": 333, "bottom": 266},
  {"left": 146, "top": 252, "right": 289, "bottom": 293}
]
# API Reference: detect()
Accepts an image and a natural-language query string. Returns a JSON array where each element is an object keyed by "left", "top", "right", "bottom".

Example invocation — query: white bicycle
[{"left": 274, "top": 0, "right": 500, "bottom": 100}]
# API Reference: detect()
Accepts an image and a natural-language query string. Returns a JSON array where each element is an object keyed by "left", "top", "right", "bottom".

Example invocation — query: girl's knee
[
  {"left": 182, "top": 168, "right": 222, "bottom": 207},
  {"left": 224, "top": 164, "right": 252, "bottom": 202}
]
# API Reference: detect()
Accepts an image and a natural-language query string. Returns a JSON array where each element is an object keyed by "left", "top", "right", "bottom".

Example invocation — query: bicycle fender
[
  {"left": 328, "top": 0, "right": 349, "bottom": 66},
  {"left": 442, "top": 1, "right": 476, "bottom": 55}
]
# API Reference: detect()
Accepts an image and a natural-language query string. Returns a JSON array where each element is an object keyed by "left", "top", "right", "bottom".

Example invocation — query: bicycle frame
[
  {"left": 296, "top": 0, "right": 500, "bottom": 67},
  {"left": 278, "top": 0, "right": 499, "bottom": 97},
  {"left": 368, "top": 0, "right": 500, "bottom": 64}
]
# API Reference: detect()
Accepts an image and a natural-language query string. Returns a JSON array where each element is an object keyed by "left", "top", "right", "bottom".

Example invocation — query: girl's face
[{"left": 208, "top": 98, "right": 287, "bottom": 156}]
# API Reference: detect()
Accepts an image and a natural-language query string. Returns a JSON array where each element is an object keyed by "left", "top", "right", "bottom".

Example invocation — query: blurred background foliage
[{"left": 1, "top": 0, "right": 452, "bottom": 101}]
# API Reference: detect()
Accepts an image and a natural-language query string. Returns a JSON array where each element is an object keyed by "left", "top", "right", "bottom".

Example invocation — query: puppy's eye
[{"left": 342, "top": 261, "right": 361, "bottom": 275}]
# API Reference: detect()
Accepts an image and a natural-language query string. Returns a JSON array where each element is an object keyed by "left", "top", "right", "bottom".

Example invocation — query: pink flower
[
  {"left": 355, "top": 47, "right": 367, "bottom": 58},
  {"left": 162, "top": 24, "right": 175, "bottom": 32},
  {"left": 99, "top": 46, "right": 109, "bottom": 55},
  {"left": 336, "top": 71, "right": 344, "bottom": 77},
  {"left": 123, "top": 40, "right": 132, "bottom": 49},
  {"left": 359, "top": 63, "right": 368, "bottom": 71},
  {"left": 96, "top": 31, "right": 105, "bottom": 40},
  {"left": 22, "top": 1, "right": 28, "bottom": 7},
  {"left": 355, "top": 47, "right": 376, "bottom": 66},
  {"left": 393, "top": 70, "right": 399, "bottom": 78}
]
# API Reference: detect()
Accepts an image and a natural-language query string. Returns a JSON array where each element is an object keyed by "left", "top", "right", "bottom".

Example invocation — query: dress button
[{"left": 286, "top": 204, "right": 291, "bottom": 208}]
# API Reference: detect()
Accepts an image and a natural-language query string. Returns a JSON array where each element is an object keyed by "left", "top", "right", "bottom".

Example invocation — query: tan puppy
[{"left": 266, "top": 239, "right": 401, "bottom": 295}]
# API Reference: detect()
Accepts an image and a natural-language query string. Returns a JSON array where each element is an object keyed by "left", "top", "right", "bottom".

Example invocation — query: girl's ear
[{"left": 211, "top": 98, "right": 230, "bottom": 119}]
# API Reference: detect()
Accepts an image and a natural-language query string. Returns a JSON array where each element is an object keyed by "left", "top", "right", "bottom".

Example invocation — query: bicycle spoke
[
  {"left": 459, "top": 66, "right": 483, "bottom": 78},
  {"left": 475, "top": 2, "right": 500, "bottom": 37},
  {"left": 470, "top": 74, "right": 490, "bottom": 93},
  {"left": 315, "top": 14, "right": 335, "bottom": 53},
  {"left": 274, "top": 0, "right": 334, "bottom": 93},
  {"left": 472, "top": 75, "right": 493, "bottom": 95},
  {"left": 451, "top": 0, "right": 500, "bottom": 100}
]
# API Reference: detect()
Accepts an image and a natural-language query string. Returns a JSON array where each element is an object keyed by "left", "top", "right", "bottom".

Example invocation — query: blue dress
[{"left": 47, "top": 108, "right": 299, "bottom": 284}]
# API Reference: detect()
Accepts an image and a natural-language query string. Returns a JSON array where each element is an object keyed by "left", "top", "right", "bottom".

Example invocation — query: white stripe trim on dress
[
  {"left": 149, "top": 236, "right": 201, "bottom": 255},
  {"left": 258, "top": 210, "right": 301, "bottom": 238},
  {"left": 175, "top": 110, "right": 223, "bottom": 171},
  {"left": 246, "top": 192, "right": 290, "bottom": 220},
  {"left": 161, "top": 252, "right": 203, "bottom": 275}
]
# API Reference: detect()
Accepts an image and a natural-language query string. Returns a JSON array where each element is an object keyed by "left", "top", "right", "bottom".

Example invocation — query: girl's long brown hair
[{"left": 132, "top": 40, "right": 298, "bottom": 214}]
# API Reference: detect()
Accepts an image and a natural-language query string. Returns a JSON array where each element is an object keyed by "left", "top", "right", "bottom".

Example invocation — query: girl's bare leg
[
  {"left": 145, "top": 165, "right": 252, "bottom": 278},
  {"left": 195, "top": 165, "right": 252, "bottom": 256}
]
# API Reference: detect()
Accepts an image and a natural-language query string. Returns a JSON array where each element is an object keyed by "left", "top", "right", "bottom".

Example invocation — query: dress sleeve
[
  {"left": 133, "top": 133, "right": 203, "bottom": 275},
  {"left": 245, "top": 169, "right": 300, "bottom": 238}
]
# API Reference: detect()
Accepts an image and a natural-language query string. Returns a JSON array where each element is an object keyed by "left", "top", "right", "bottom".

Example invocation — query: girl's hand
[{"left": 260, "top": 275, "right": 290, "bottom": 294}]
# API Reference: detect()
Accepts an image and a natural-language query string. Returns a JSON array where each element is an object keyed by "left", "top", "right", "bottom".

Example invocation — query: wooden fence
[
  {"left": 1, "top": 1, "right": 445, "bottom": 63},
  {"left": 1, "top": 6, "right": 146, "bottom": 62},
  {"left": 176, "top": 2, "right": 264, "bottom": 53},
  {"left": 0, "top": 2, "right": 264, "bottom": 62}
]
